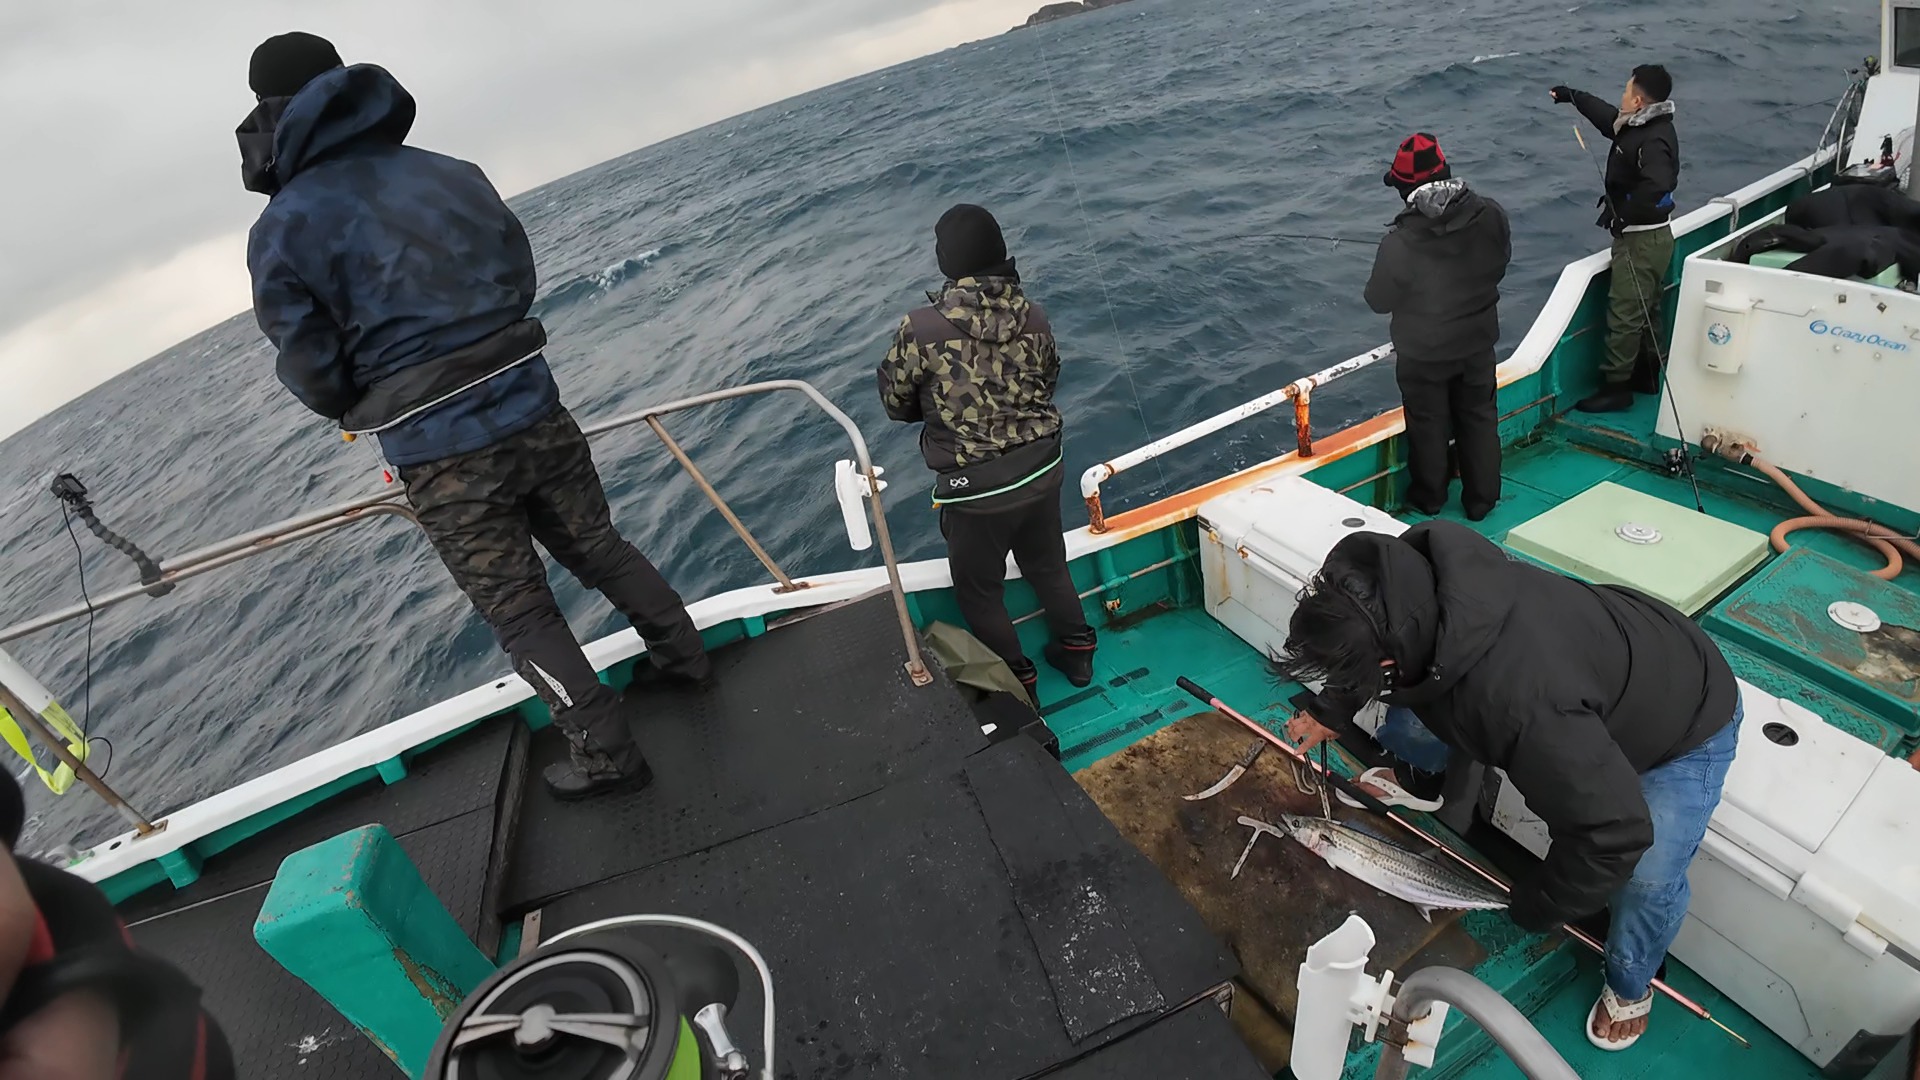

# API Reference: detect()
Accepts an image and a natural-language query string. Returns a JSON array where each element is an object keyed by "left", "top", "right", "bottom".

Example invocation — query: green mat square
[{"left": 1504, "top": 482, "right": 1769, "bottom": 614}]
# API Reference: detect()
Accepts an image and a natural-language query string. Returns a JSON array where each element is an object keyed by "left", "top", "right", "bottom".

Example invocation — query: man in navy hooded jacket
[{"left": 240, "top": 33, "right": 710, "bottom": 800}]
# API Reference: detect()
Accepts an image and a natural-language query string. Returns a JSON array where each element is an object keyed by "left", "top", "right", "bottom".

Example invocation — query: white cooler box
[
  {"left": 1490, "top": 686, "right": 1920, "bottom": 1076},
  {"left": 1197, "top": 477, "right": 1404, "bottom": 737}
]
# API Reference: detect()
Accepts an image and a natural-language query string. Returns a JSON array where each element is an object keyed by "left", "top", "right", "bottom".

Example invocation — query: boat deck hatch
[
  {"left": 1704, "top": 547, "right": 1920, "bottom": 741},
  {"left": 1503, "top": 481, "right": 1770, "bottom": 615}
]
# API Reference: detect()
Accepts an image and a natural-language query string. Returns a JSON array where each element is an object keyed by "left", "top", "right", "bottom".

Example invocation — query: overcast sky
[{"left": 0, "top": 0, "right": 1038, "bottom": 439}]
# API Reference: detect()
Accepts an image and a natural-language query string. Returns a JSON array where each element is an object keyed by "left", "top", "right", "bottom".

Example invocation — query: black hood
[
  {"left": 237, "top": 63, "right": 415, "bottom": 195},
  {"left": 1322, "top": 521, "right": 1516, "bottom": 705},
  {"left": 1398, "top": 179, "right": 1490, "bottom": 237}
]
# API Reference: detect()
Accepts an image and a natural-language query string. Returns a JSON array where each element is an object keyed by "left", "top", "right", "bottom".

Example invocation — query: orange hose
[{"left": 1750, "top": 458, "right": 1920, "bottom": 580}]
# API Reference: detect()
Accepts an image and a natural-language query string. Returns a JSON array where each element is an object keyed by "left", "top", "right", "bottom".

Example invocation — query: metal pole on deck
[
  {"left": 0, "top": 676, "right": 160, "bottom": 837},
  {"left": 645, "top": 416, "right": 809, "bottom": 595}
]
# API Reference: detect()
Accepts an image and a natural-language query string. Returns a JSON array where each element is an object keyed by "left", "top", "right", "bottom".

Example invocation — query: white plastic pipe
[{"left": 1292, "top": 914, "right": 1379, "bottom": 1080}]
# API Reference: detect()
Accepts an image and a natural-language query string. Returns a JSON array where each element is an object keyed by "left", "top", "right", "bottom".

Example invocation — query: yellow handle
[{"left": 342, "top": 431, "right": 357, "bottom": 442}]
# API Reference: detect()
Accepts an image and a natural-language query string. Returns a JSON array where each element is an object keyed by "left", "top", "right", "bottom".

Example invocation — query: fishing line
[
  {"left": 1035, "top": 42, "right": 1169, "bottom": 489},
  {"left": 1239, "top": 231, "right": 1379, "bottom": 247},
  {"left": 57, "top": 505, "right": 111, "bottom": 779},
  {"left": 1571, "top": 123, "right": 1707, "bottom": 515}
]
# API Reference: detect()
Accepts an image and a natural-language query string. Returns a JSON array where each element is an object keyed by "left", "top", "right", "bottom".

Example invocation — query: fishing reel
[{"left": 425, "top": 917, "right": 769, "bottom": 1080}]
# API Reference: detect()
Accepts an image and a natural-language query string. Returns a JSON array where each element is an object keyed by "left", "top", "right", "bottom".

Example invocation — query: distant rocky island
[{"left": 1014, "top": 0, "right": 1133, "bottom": 30}]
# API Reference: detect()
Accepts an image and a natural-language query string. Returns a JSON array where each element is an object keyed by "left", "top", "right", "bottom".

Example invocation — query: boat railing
[
  {"left": 0, "top": 378, "right": 929, "bottom": 836},
  {"left": 1077, "top": 145, "right": 1840, "bottom": 535},
  {"left": 1078, "top": 344, "right": 1395, "bottom": 532}
]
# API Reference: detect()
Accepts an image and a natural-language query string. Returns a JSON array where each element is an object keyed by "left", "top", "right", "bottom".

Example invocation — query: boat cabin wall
[{"left": 1657, "top": 207, "right": 1920, "bottom": 513}]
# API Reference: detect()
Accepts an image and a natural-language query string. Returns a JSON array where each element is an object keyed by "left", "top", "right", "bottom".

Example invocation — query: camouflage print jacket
[{"left": 876, "top": 278, "right": 1064, "bottom": 474}]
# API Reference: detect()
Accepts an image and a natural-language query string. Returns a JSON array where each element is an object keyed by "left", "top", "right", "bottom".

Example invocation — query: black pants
[
  {"left": 940, "top": 488, "right": 1090, "bottom": 669},
  {"left": 1395, "top": 350, "right": 1502, "bottom": 516},
  {"left": 401, "top": 408, "right": 708, "bottom": 757}
]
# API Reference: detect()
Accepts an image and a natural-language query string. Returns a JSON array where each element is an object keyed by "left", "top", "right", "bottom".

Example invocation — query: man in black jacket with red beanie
[
  {"left": 1277, "top": 520, "right": 1741, "bottom": 1052},
  {"left": 1366, "top": 133, "right": 1511, "bottom": 520}
]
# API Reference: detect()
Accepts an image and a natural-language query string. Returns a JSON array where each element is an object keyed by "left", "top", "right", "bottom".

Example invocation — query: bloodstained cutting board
[{"left": 1074, "top": 709, "right": 1482, "bottom": 1034}]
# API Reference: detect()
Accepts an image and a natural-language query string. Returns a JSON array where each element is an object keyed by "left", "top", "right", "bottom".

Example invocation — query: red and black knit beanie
[{"left": 1384, "top": 133, "right": 1451, "bottom": 194}]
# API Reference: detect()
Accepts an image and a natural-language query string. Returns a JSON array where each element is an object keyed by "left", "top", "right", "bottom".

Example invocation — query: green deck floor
[{"left": 1026, "top": 393, "right": 1920, "bottom": 1078}]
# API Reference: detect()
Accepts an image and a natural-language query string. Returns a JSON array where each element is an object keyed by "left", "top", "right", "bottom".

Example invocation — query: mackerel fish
[{"left": 1279, "top": 813, "right": 1508, "bottom": 922}]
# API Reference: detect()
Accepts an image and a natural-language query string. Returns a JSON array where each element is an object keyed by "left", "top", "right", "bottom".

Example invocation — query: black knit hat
[
  {"left": 1384, "top": 133, "right": 1452, "bottom": 197},
  {"left": 935, "top": 204, "right": 1016, "bottom": 281},
  {"left": 248, "top": 32, "right": 343, "bottom": 99}
]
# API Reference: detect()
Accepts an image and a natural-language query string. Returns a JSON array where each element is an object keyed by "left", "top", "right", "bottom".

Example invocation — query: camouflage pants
[{"left": 401, "top": 408, "right": 709, "bottom": 759}]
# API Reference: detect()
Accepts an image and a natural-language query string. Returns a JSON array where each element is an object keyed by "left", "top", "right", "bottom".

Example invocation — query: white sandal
[
  {"left": 1586, "top": 984, "right": 1653, "bottom": 1051},
  {"left": 1335, "top": 766, "right": 1444, "bottom": 812}
]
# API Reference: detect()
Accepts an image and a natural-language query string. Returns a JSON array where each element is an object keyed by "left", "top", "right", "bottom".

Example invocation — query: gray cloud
[{"left": 0, "top": 0, "right": 1033, "bottom": 434}]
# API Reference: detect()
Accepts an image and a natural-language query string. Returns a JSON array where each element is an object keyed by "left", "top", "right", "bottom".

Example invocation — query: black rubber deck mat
[
  {"left": 1033, "top": 1002, "right": 1270, "bottom": 1079},
  {"left": 968, "top": 740, "right": 1165, "bottom": 1042},
  {"left": 537, "top": 738, "right": 1235, "bottom": 1080},
  {"left": 504, "top": 595, "right": 987, "bottom": 908},
  {"left": 129, "top": 805, "right": 501, "bottom": 1078},
  {"left": 119, "top": 717, "right": 516, "bottom": 922}
]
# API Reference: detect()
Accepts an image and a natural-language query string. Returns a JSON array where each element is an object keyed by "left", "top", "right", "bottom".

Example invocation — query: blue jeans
[
  {"left": 1603, "top": 695, "right": 1742, "bottom": 999},
  {"left": 1379, "top": 700, "right": 1744, "bottom": 999},
  {"left": 1377, "top": 706, "right": 1452, "bottom": 774}
]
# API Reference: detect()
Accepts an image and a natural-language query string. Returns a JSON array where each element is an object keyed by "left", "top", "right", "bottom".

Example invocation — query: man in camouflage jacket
[
  {"left": 878, "top": 205, "right": 1096, "bottom": 698},
  {"left": 240, "top": 33, "right": 708, "bottom": 800}
]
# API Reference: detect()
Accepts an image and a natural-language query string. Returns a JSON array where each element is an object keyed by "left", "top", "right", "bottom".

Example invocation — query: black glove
[
  {"left": 1506, "top": 882, "right": 1573, "bottom": 933},
  {"left": 1549, "top": 85, "right": 1574, "bottom": 104}
]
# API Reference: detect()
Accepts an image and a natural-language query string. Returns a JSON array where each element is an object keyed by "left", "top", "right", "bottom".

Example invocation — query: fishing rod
[
  {"left": 1174, "top": 677, "right": 1753, "bottom": 1048},
  {"left": 1568, "top": 121, "right": 1708, "bottom": 515},
  {"left": 1241, "top": 230, "right": 1379, "bottom": 247}
]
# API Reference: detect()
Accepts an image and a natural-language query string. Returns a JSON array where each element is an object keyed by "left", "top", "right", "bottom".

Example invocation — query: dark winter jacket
[
  {"left": 878, "top": 277, "right": 1065, "bottom": 510},
  {"left": 1304, "top": 521, "right": 1737, "bottom": 929},
  {"left": 1785, "top": 183, "right": 1920, "bottom": 232},
  {"left": 1364, "top": 179, "right": 1511, "bottom": 361},
  {"left": 1570, "top": 92, "right": 1681, "bottom": 234},
  {"left": 244, "top": 64, "right": 559, "bottom": 467},
  {"left": 1733, "top": 222, "right": 1920, "bottom": 280}
]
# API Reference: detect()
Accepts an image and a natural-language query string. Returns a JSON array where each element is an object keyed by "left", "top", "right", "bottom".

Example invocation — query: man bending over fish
[{"left": 1276, "top": 520, "right": 1741, "bottom": 1053}]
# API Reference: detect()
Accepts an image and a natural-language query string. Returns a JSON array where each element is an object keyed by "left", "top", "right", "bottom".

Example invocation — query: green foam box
[
  {"left": 254, "top": 824, "right": 495, "bottom": 1075},
  {"left": 1748, "top": 247, "right": 1901, "bottom": 288},
  {"left": 1504, "top": 482, "right": 1769, "bottom": 615}
]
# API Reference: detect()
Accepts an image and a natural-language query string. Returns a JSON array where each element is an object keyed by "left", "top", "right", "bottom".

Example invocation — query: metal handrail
[
  {"left": 1, "top": 378, "right": 929, "bottom": 679},
  {"left": 578, "top": 379, "right": 929, "bottom": 685},
  {"left": 0, "top": 493, "right": 416, "bottom": 645},
  {"left": 1079, "top": 344, "right": 1394, "bottom": 532}
]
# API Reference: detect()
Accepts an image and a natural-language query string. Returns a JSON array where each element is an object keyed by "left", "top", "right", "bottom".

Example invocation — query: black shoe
[
  {"left": 543, "top": 746, "right": 653, "bottom": 801},
  {"left": 1408, "top": 499, "right": 1445, "bottom": 517},
  {"left": 1043, "top": 629, "right": 1098, "bottom": 688},
  {"left": 1464, "top": 501, "right": 1494, "bottom": 523},
  {"left": 1008, "top": 657, "right": 1039, "bottom": 702},
  {"left": 1575, "top": 386, "right": 1635, "bottom": 414},
  {"left": 633, "top": 657, "right": 715, "bottom": 692}
]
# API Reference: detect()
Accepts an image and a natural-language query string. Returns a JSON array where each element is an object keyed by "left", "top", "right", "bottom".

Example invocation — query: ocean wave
[
  {"left": 1472, "top": 52, "right": 1522, "bottom": 63},
  {"left": 532, "top": 248, "right": 666, "bottom": 317}
]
